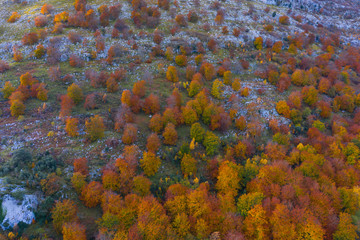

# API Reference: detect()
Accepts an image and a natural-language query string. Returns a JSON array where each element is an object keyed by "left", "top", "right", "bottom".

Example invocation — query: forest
[{"left": 0, "top": 0, "right": 360, "bottom": 239}]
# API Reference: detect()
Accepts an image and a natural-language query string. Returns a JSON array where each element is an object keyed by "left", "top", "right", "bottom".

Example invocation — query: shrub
[
  {"left": 74, "top": 158, "right": 89, "bottom": 176},
  {"left": 254, "top": 37, "right": 263, "bottom": 50},
  {"left": 146, "top": 133, "right": 161, "bottom": 153},
  {"left": 13, "top": 47, "right": 23, "bottom": 62},
  {"left": 81, "top": 181, "right": 103, "bottom": 208},
  {"left": 0, "top": 60, "right": 10, "bottom": 73},
  {"left": 106, "top": 77, "right": 119, "bottom": 93},
  {"left": 291, "top": 69, "right": 306, "bottom": 86},
  {"left": 140, "top": 151, "right": 161, "bottom": 176},
  {"left": 301, "top": 86, "right": 318, "bottom": 106},
  {"left": 203, "top": 131, "right": 220, "bottom": 156},
  {"left": 166, "top": 66, "right": 179, "bottom": 82},
  {"left": 62, "top": 222, "right": 86, "bottom": 240},
  {"left": 69, "top": 55, "right": 84, "bottom": 68},
  {"left": 235, "top": 116, "right": 247, "bottom": 131},
  {"left": 34, "top": 15, "right": 47, "bottom": 27},
  {"left": 51, "top": 200, "right": 77, "bottom": 233},
  {"left": 276, "top": 100, "right": 290, "bottom": 118},
  {"left": 132, "top": 80, "right": 146, "bottom": 97},
  {"left": 68, "top": 31, "right": 82, "bottom": 44},
  {"left": 54, "top": 11, "right": 69, "bottom": 23},
  {"left": 85, "top": 115, "right": 105, "bottom": 141},
  {"left": 200, "top": 62, "right": 215, "bottom": 81},
  {"left": 65, "top": 117, "right": 79, "bottom": 137},
  {"left": 181, "top": 153, "right": 197, "bottom": 177},
  {"left": 143, "top": 94, "right": 160, "bottom": 114},
  {"left": 272, "top": 41, "right": 283, "bottom": 53},
  {"left": 187, "top": 10, "right": 199, "bottom": 23},
  {"left": 36, "top": 83, "right": 48, "bottom": 101},
  {"left": 163, "top": 123, "right": 178, "bottom": 145},
  {"left": 34, "top": 44, "right": 46, "bottom": 59},
  {"left": 67, "top": 83, "right": 83, "bottom": 104},
  {"left": 182, "top": 105, "right": 198, "bottom": 125},
  {"left": 149, "top": 114, "right": 164, "bottom": 133},
  {"left": 1, "top": 81, "right": 15, "bottom": 99},
  {"left": 190, "top": 122, "right": 205, "bottom": 142},
  {"left": 59, "top": 95, "right": 74, "bottom": 118},
  {"left": 10, "top": 100, "right": 25, "bottom": 117},
  {"left": 211, "top": 79, "right": 224, "bottom": 99},
  {"left": 8, "top": 12, "right": 20, "bottom": 23},
  {"left": 22, "top": 32, "right": 39, "bottom": 45},
  {"left": 122, "top": 124, "right": 138, "bottom": 144},
  {"left": 279, "top": 15, "right": 290, "bottom": 25},
  {"left": 188, "top": 79, "right": 202, "bottom": 97},
  {"left": 41, "top": 4, "right": 54, "bottom": 14},
  {"left": 175, "top": 14, "right": 187, "bottom": 27},
  {"left": 175, "top": 55, "right": 187, "bottom": 67}
]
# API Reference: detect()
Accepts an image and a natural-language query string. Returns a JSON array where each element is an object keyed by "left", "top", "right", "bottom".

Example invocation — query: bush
[
  {"left": 85, "top": 115, "right": 105, "bottom": 141},
  {"left": 34, "top": 44, "right": 46, "bottom": 59},
  {"left": 22, "top": 32, "right": 39, "bottom": 45},
  {"left": 68, "top": 31, "right": 82, "bottom": 44},
  {"left": 122, "top": 124, "right": 138, "bottom": 144},
  {"left": 187, "top": 11, "right": 199, "bottom": 23},
  {"left": 175, "top": 55, "right": 187, "bottom": 67},
  {"left": 69, "top": 55, "right": 84, "bottom": 68},
  {"left": 175, "top": 14, "right": 187, "bottom": 27},
  {"left": 279, "top": 15, "right": 290, "bottom": 25},
  {"left": 200, "top": 62, "right": 215, "bottom": 81},
  {"left": 203, "top": 131, "right": 220, "bottom": 156},
  {"left": 0, "top": 60, "right": 10, "bottom": 73},
  {"left": 254, "top": 37, "right": 263, "bottom": 50},
  {"left": 34, "top": 15, "right": 47, "bottom": 27},
  {"left": 166, "top": 66, "right": 179, "bottom": 82},
  {"left": 163, "top": 123, "right": 178, "bottom": 145},
  {"left": 10, "top": 100, "right": 25, "bottom": 117},
  {"left": 41, "top": 4, "right": 54, "bottom": 14},
  {"left": 190, "top": 122, "right": 205, "bottom": 142},
  {"left": 8, "top": 12, "right": 20, "bottom": 23},
  {"left": 67, "top": 83, "right": 84, "bottom": 105}
]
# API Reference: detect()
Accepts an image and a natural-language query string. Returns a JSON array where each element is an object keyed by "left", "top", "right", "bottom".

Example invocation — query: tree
[
  {"left": 203, "top": 131, "right": 220, "bottom": 156},
  {"left": 102, "top": 169, "right": 121, "bottom": 192},
  {"left": 62, "top": 222, "right": 86, "bottom": 240},
  {"left": 243, "top": 204, "right": 269, "bottom": 240},
  {"left": 181, "top": 153, "right": 197, "bottom": 177},
  {"left": 36, "top": 83, "right": 48, "bottom": 101},
  {"left": 65, "top": 117, "right": 79, "bottom": 137},
  {"left": 163, "top": 123, "right": 178, "bottom": 145},
  {"left": 73, "top": 158, "right": 88, "bottom": 176},
  {"left": 10, "top": 100, "right": 25, "bottom": 117},
  {"left": 223, "top": 71, "right": 232, "bottom": 85},
  {"left": 121, "top": 89, "right": 132, "bottom": 106},
  {"left": 60, "top": 95, "right": 74, "bottom": 118},
  {"left": 0, "top": 60, "right": 10, "bottom": 73},
  {"left": 272, "top": 41, "right": 283, "bottom": 53},
  {"left": 140, "top": 151, "right": 161, "bottom": 176},
  {"left": 146, "top": 133, "right": 161, "bottom": 152},
  {"left": 175, "top": 14, "right": 187, "bottom": 27},
  {"left": 122, "top": 123, "right": 138, "bottom": 144},
  {"left": 333, "top": 212, "right": 358, "bottom": 240},
  {"left": 216, "top": 160, "right": 241, "bottom": 198},
  {"left": 270, "top": 204, "right": 296, "bottom": 240},
  {"left": 71, "top": 172, "right": 86, "bottom": 194},
  {"left": 34, "top": 15, "right": 47, "bottom": 27},
  {"left": 85, "top": 115, "right": 105, "bottom": 141},
  {"left": 276, "top": 101, "right": 290, "bottom": 118},
  {"left": 22, "top": 32, "right": 39, "bottom": 45},
  {"left": 67, "top": 83, "right": 83, "bottom": 105},
  {"left": 211, "top": 79, "right": 224, "bottom": 99},
  {"left": 254, "top": 37, "right": 263, "bottom": 50},
  {"left": 279, "top": 15, "right": 290, "bottom": 25},
  {"left": 51, "top": 199, "right": 78, "bottom": 233},
  {"left": 133, "top": 80, "right": 146, "bottom": 97},
  {"left": 237, "top": 192, "right": 264, "bottom": 217},
  {"left": 41, "top": 3, "right": 53, "bottom": 14},
  {"left": 235, "top": 116, "right": 247, "bottom": 131},
  {"left": 200, "top": 62, "right": 215, "bottom": 81},
  {"left": 133, "top": 175, "right": 151, "bottom": 196},
  {"left": 106, "top": 77, "right": 118, "bottom": 93},
  {"left": 182, "top": 105, "right": 198, "bottom": 125},
  {"left": 173, "top": 213, "right": 191, "bottom": 238},
  {"left": 13, "top": 47, "right": 23, "bottom": 62},
  {"left": 8, "top": 12, "right": 21, "bottom": 23},
  {"left": 149, "top": 114, "right": 164, "bottom": 133},
  {"left": 188, "top": 76, "right": 203, "bottom": 97},
  {"left": 20, "top": 72, "right": 36, "bottom": 87},
  {"left": 143, "top": 94, "right": 160, "bottom": 114},
  {"left": 81, "top": 181, "right": 104, "bottom": 208},
  {"left": 166, "top": 66, "right": 179, "bottom": 82},
  {"left": 291, "top": 69, "right": 306, "bottom": 86},
  {"left": 175, "top": 55, "right": 187, "bottom": 67},
  {"left": 1, "top": 81, "right": 15, "bottom": 99},
  {"left": 302, "top": 86, "right": 318, "bottom": 106}
]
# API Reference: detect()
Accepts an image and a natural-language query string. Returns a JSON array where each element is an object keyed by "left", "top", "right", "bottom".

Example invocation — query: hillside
[{"left": 0, "top": 0, "right": 360, "bottom": 239}]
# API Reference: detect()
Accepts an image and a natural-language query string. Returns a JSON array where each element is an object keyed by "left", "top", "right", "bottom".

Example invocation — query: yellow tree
[
  {"left": 140, "top": 151, "right": 161, "bottom": 176},
  {"left": 85, "top": 115, "right": 105, "bottom": 141},
  {"left": 243, "top": 204, "right": 269, "bottom": 240}
]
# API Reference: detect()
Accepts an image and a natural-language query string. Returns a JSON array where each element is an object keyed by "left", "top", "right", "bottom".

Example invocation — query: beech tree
[
  {"left": 51, "top": 199, "right": 78, "bottom": 233},
  {"left": 81, "top": 181, "right": 104, "bottom": 208},
  {"left": 140, "top": 151, "right": 161, "bottom": 176},
  {"left": 85, "top": 115, "right": 105, "bottom": 141}
]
